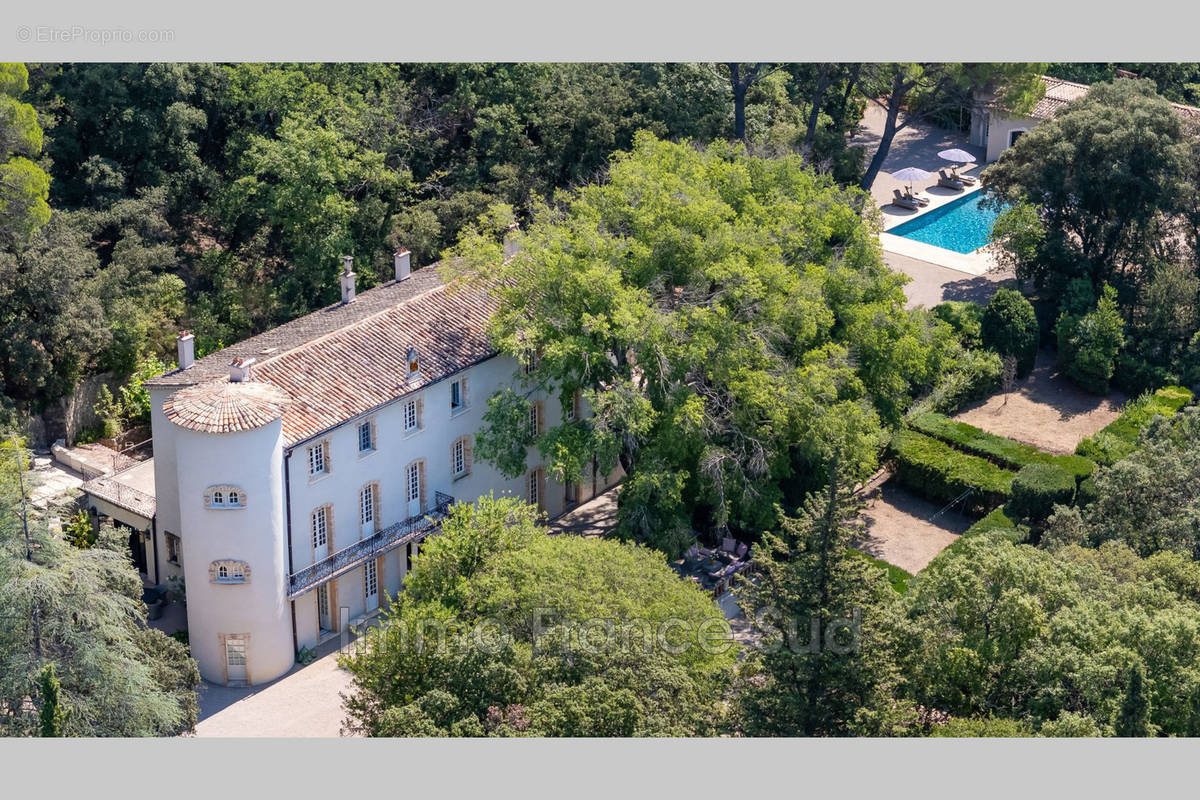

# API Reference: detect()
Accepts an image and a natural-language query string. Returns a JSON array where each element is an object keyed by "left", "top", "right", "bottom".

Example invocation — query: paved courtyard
[
  {"left": 885, "top": 250, "right": 1013, "bottom": 309},
  {"left": 194, "top": 638, "right": 355, "bottom": 737}
]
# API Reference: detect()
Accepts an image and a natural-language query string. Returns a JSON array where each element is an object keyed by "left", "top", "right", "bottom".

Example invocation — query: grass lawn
[{"left": 849, "top": 548, "right": 913, "bottom": 594}]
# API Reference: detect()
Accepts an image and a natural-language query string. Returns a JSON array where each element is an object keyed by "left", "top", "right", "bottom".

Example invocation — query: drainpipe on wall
[
  {"left": 151, "top": 514, "right": 160, "bottom": 586},
  {"left": 284, "top": 453, "right": 297, "bottom": 657}
]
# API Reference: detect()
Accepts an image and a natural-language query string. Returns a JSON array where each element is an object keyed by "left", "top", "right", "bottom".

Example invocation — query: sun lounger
[
  {"left": 952, "top": 171, "right": 978, "bottom": 186},
  {"left": 892, "top": 189, "right": 920, "bottom": 210},
  {"left": 938, "top": 170, "right": 965, "bottom": 191}
]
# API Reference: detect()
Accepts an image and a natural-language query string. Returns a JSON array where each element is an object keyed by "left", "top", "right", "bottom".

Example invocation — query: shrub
[
  {"left": 1008, "top": 463, "right": 1076, "bottom": 522},
  {"left": 1056, "top": 283, "right": 1125, "bottom": 394},
  {"left": 909, "top": 412, "right": 1095, "bottom": 480},
  {"left": 1075, "top": 385, "right": 1193, "bottom": 465},
  {"left": 981, "top": 288, "right": 1039, "bottom": 376},
  {"left": 935, "top": 508, "right": 1026, "bottom": 562},
  {"left": 889, "top": 430, "right": 1015, "bottom": 516},
  {"left": 910, "top": 347, "right": 1003, "bottom": 417},
  {"left": 933, "top": 301, "right": 984, "bottom": 347}
]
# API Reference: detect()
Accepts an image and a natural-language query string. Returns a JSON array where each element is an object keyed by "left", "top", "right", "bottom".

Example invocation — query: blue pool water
[{"left": 890, "top": 192, "right": 1002, "bottom": 254}]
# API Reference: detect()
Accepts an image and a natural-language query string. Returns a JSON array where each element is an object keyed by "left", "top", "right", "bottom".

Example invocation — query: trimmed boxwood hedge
[
  {"left": 1074, "top": 385, "right": 1194, "bottom": 466},
  {"left": 1007, "top": 463, "right": 1076, "bottom": 522},
  {"left": 889, "top": 429, "right": 1016, "bottom": 516},
  {"left": 909, "top": 412, "right": 1096, "bottom": 480}
]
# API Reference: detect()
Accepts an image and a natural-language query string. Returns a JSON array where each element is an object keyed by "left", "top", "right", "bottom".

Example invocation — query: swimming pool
[{"left": 890, "top": 191, "right": 1002, "bottom": 254}]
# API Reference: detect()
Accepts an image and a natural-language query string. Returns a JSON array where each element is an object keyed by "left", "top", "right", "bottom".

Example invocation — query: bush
[
  {"left": 1056, "top": 283, "right": 1125, "bottom": 394},
  {"left": 933, "top": 301, "right": 984, "bottom": 347},
  {"left": 1008, "top": 463, "right": 1076, "bottom": 522},
  {"left": 911, "top": 347, "right": 1003, "bottom": 417},
  {"left": 889, "top": 430, "right": 1015, "bottom": 516},
  {"left": 909, "top": 412, "right": 1095, "bottom": 480},
  {"left": 1075, "top": 385, "right": 1194, "bottom": 465},
  {"left": 981, "top": 288, "right": 1039, "bottom": 376},
  {"left": 935, "top": 508, "right": 1026, "bottom": 563}
]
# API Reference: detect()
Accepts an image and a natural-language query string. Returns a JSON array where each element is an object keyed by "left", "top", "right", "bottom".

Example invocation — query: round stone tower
[{"left": 163, "top": 372, "right": 293, "bottom": 686}]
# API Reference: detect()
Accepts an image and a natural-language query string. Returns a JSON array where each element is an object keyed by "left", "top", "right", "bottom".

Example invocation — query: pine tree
[
  {"left": 38, "top": 663, "right": 66, "bottom": 737},
  {"left": 1115, "top": 662, "right": 1152, "bottom": 737}
]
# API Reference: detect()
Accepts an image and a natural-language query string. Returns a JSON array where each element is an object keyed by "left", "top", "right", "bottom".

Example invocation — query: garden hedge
[
  {"left": 1007, "top": 463, "right": 1076, "bottom": 522},
  {"left": 889, "top": 429, "right": 1016, "bottom": 516},
  {"left": 909, "top": 412, "right": 1096, "bottom": 480},
  {"left": 930, "top": 508, "right": 1024, "bottom": 565},
  {"left": 1074, "top": 385, "right": 1194, "bottom": 466}
]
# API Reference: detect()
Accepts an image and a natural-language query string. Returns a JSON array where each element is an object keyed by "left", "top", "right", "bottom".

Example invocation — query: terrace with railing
[{"left": 287, "top": 491, "right": 454, "bottom": 599}]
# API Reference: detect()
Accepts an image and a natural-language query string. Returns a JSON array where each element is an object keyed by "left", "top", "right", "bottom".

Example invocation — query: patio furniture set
[
  {"left": 674, "top": 537, "right": 752, "bottom": 597},
  {"left": 889, "top": 148, "right": 979, "bottom": 210}
]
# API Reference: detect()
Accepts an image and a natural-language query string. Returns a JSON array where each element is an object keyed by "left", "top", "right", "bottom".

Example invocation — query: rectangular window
[
  {"left": 166, "top": 533, "right": 180, "bottom": 565},
  {"left": 309, "top": 443, "right": 326, "bottom": 476},
  {"left": 365, "top": 560, "right": 378, "bottom": 598},
  {"left": 528, "top": 403, "right": 539, "bottom": 439},
  {"left": 358, "top": 421, "right": 373, "bottom": 452},
  {"left": 407, "top": 463, "right": 420, "bottom": 503},
  {"left": 452, "top": 439, "right": 466, "bottom": 477},
  {"left": 312, "top": 508, "right": 328, "bottom": 549},
  {"left": 528, "top": 469, "right": 539, "bottom": 509},
  {"left": 566, "top": 391, "right": 580, "bottom": 422},
  {"left": 450, "top": 380, "right": 464, "bottom": 411},
  {"left": 403, "top": 399, "right": 418, "bottom": 432},
  {"left": 360, "top": 486, "right": 375, "bottom": 527}
]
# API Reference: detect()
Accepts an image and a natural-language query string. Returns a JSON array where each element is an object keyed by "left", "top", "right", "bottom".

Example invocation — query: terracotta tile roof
[
  {"left": 146, "top": 266, "right": 446, "bottom": 389},
  {"left": 156, "top": 264, "right": 500, "bottom": 445},
  {"left": 254, "top": 281, "right": 498, "bottom": 445},
  {"left": 1029, "top": 77, "right": 1092, "bottom": 119},
  {"left": 163, "top": 379, "right": 291, "bottom": 434},
  {"left": 1019, "top": 76, "right": 1200, "bottom": 121}
]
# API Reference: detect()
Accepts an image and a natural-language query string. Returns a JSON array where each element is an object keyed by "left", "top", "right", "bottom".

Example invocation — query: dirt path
[
  {"left": 856, "top": 482, "right": 972, "bottom": 574},
  {"left": 953, "top": 349, "right": 1125, "bottom": 454}
]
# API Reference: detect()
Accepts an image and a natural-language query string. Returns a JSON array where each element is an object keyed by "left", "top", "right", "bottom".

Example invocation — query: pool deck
[
  {"left": 879, "top": 183, "right": 996, "bottom": 277},
  {"left": 854, "top": 104, "right": 999, "bottom": 278}
]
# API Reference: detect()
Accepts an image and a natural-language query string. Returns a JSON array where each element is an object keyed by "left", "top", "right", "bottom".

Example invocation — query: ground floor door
[
  {"left": 225, "top": 635, "right": 247, "bottom": 684},
  {"left": 317, "top": 583, "right": 333, "bottom": 633},
  {"left": 127, "top": 528, "right": 147, "bottom": 575},
  {"left": 364, "top": 560, "right": 379, "bottom": 612}
]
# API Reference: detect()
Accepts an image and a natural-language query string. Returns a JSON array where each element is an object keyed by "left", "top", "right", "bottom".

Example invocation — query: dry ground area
[
  {"left": 953, "top": 348, "right": 1126, "bottom": 455},
  {"left": 856, "top": 482, "right": 972, "bottom": 574}
]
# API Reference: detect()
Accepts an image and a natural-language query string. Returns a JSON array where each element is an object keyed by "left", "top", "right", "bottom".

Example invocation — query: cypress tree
[
  {"left": 38, "top": 663, "right": 66, "bottom": 737},
  {"left": 1114, "top": 662, "right": 1151, "bottom": 737}
]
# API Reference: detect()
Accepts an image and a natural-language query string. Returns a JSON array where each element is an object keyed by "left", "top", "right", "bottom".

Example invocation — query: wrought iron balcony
[{"left": 287, "top": 491, "right": 453, "bottom": 599}]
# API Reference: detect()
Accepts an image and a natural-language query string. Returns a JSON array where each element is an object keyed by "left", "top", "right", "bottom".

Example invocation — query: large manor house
[{"left": 84, "top": 249, "right": 619, "bottom": 686}]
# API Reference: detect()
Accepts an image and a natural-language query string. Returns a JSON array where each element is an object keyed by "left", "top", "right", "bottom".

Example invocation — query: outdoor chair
[
  {"left": 937, "top": 170, "right": 965, "bottom": 190},
  {"left": 892, "top": 189, "right": 920, "bottom": 210},
  {"left": 685, "top": 545, "right": 700, "bottom": 563},
  {"left": 721, "top": 537, "right": 739, "bottom": 555},
  {"left": 952, "top": 170, "right": 978, "bottom": 185},
  {"left": 735, "top": 542, "right": 748, "bottom": 560}
]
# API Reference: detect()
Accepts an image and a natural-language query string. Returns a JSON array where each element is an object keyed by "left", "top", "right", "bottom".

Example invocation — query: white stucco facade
[{"left": 149, "top": 349, "right": 620, "bottom": 686}]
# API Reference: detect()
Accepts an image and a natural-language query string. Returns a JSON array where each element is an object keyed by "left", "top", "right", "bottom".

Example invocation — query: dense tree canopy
[
  {"left": 340, "top": 495, "right": 736, "bottom": 737},
  {"left": 449, "top": 133, "right": 951, "bottom": 550}
]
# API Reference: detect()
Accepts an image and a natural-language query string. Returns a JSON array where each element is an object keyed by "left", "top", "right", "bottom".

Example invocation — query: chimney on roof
[
  {"left": 340, "top": 255, "right": 356, "bottom": 303},
  {"left": 229, "top": 357, "right": 255, "bottom": 383},
  {"left": 394, "top": 248, "right": 412, "bottom": 282},
  {"left": 503, "top": 223, "right": 521, "bottom": 259},
  {"left": 177, "top": 330, "right": 195, "bottom": 370}
]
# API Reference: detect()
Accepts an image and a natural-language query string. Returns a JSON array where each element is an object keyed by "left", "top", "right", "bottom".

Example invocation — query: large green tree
[
  {"left": 448, "top": 133, "right": 948, "bottom": 550},
  {"left": 0, "top": 63, "right": 51, "bottom": 244},
  {"left": 0, "top": 440, "right": 200, "bottom": 736},
  {"left": 340, "top": 494, "right": 736, "bottom": 737}
]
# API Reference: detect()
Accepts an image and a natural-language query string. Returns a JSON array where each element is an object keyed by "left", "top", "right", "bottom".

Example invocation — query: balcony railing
[{"left": 287, "top": 491, "right": 453, "bottom": 599}]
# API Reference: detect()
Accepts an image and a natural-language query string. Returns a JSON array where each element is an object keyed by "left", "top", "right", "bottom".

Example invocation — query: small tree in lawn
[{"left": 1000, "top": 355, "right": 1018, "bottom": 406}]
